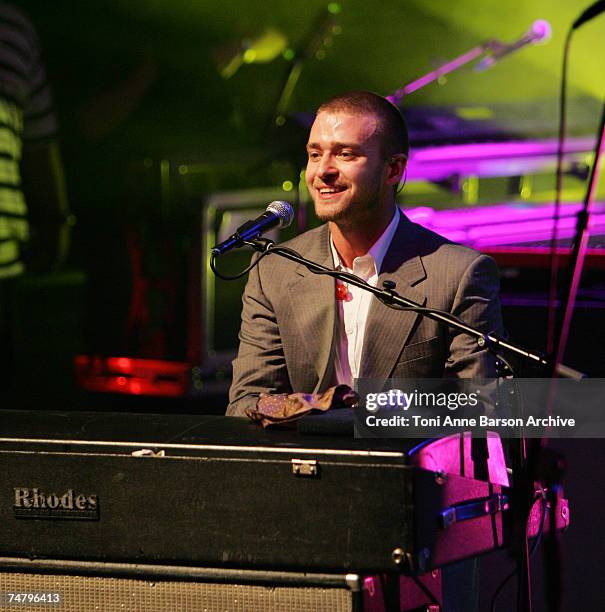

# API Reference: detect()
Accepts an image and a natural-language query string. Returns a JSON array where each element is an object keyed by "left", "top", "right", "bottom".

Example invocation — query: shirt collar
[{"left": 330, "top": 207, "right": 400, "bottom": 275}]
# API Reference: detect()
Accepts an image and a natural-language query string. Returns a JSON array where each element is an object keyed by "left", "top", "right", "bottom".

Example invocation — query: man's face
[{"left": 305, "top": 111, "right": 394, "bottom": 228}]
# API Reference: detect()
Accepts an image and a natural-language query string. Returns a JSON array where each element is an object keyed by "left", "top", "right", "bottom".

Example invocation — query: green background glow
[{"left": 23, "top": 0, "right": 605, "bottom": 157}]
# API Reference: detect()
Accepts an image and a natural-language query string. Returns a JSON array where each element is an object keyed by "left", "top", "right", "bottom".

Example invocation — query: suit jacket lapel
[
  {"left": 360, "top": 215, "right": 427, "bottom": 380},
  {"left": 286, "top": 226, "right": 336, "bottom": 389}
]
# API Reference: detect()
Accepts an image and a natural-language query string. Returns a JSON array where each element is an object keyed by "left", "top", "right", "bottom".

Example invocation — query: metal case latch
[{"left": 291, "top": 459, "right": 318, "bottom": 477}]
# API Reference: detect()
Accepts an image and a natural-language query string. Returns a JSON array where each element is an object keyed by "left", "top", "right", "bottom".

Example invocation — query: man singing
[{"left": 227, "top": 90, "right": 503, "bottom": 416}]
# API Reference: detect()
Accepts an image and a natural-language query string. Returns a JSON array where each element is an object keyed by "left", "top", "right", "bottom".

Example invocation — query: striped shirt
[{"left": 0, "top": 3, "right": 58, "bottom": 279}]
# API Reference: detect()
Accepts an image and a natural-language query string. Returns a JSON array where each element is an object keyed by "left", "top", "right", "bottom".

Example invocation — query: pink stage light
[{"left": 403, "top": 202, "right": 605, "bottom": 248}]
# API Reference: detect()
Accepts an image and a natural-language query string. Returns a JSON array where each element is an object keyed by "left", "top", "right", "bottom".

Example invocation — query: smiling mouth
[{"left": 317, "top": 186, "right": 346, "bottom": 198}]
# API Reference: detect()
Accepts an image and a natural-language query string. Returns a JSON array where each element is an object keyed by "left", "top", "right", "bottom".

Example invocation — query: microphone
[
  {"left": 573, "top": 0, "right": 605, "bottom": 29},
  {"left": 211, "top": 200, "right": 294, "bottom": 256},
  {"left": 475, "top": 20, "right": 552, "bottom": 72}
]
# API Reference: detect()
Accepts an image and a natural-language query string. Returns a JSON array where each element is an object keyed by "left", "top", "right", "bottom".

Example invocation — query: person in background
[{"left": 0, "top": 2, "right": 70, "bottom": 392}]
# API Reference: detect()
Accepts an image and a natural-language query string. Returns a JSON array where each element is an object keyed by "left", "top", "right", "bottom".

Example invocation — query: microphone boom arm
[
  {"left": 386, "top": 20, "right": 550, "bottom": 106},
  {"left": 386, "top": 44, "right": 488, "bottom": 106},
  {"left": 245, "top": 237, "right": 584, "bottom": 380}
]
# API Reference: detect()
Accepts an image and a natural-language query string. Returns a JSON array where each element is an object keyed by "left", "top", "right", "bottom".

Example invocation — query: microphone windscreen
[{"left": 267, "top": 200, "right": 294, "bottom": 228}]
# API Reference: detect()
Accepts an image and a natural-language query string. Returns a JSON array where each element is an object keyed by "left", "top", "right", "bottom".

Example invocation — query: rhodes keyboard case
[{"left": 0, "top": 410, "right": 506, "bottom": 574}]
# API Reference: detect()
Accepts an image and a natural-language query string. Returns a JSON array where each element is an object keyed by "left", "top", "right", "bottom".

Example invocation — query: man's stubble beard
[
  {"left": 315, "top": 204, "right": 373, "bottom": 232},
  {"left": 314, "top": 181, "right": 387, "bottom": 231}
]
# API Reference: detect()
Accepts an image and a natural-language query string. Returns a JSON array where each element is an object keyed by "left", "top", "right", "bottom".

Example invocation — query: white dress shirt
[{"left": 330, "top": 208, "right": 401, "bottom": 387}]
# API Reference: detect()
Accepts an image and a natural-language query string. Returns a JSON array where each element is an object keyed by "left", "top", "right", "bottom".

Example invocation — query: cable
[
  {"left": 209, "top": 248, "right": 271, "bottom": 281},
  {"left": 546, "top": 26, "right": 574, "bottom": 355},
  {"left": 490, "top": 490, "right": 548, "bottom": 612}
]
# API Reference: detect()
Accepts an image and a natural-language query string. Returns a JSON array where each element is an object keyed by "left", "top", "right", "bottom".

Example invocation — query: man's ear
[{"left": 386, "top": 153, "right": 407, "bottom": 185}]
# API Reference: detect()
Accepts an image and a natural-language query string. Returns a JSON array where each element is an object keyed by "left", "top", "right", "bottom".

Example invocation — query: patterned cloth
[{"left": 245, "top": 384, "right": 358, "bottom": 428}]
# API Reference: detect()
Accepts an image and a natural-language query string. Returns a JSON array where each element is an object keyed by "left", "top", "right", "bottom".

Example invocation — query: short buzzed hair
[{"left": 317, "top": 90, "right": 409, "bottom": 159}]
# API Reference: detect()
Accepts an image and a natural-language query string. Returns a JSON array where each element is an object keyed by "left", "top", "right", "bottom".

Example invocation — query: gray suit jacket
[{"left": 227, "top": 214, "right": 504, "bottom": 416}]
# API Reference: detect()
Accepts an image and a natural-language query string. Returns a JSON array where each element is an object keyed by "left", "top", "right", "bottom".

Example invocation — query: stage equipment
[
  {"left": 573, "top": 0, "right": 605, "bottom": 30},
  {"left": 0, "top": 413, "right": 512, "bottom": 572},
  {"left": 475, "top": 20, "right": 551, "bottom": 72},
  {"left": 0, "top": 562, "right": 363, "bottom": 612},
  {"left": 0, "top": 410, "right": 568, "bottom": 612},
  {"left": 270, "top": 4, "right": 342, "bottom": 129},
  {"left": 387, "top": 19, "right": 551, "bottom": 106}
]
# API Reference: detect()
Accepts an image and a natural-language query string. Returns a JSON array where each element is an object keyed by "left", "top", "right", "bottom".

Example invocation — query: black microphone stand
[
  {"left": 526, "top": 87, "right": 605, "bottom": 612},
  {"left": 550, "top": 96, "right": 605, "bottom": 381}
]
